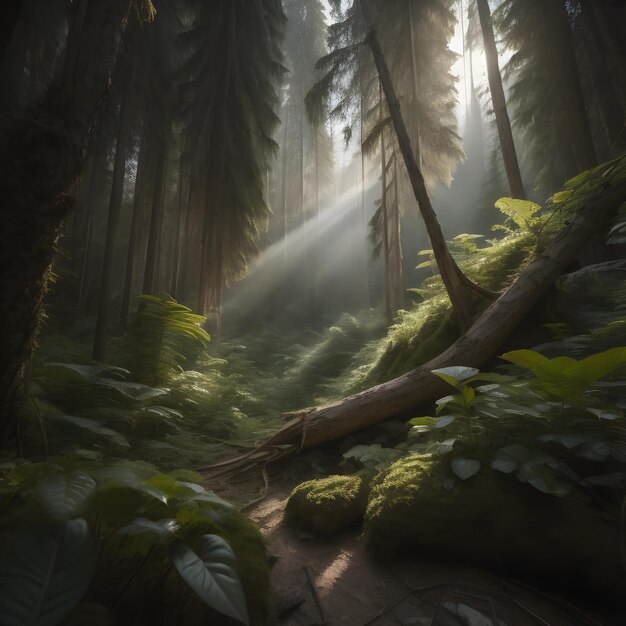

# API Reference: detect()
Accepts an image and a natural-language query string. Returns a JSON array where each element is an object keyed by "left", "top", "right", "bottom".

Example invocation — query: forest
[{"left": 0, "top": 0, "right": 625, "bottom": 624}]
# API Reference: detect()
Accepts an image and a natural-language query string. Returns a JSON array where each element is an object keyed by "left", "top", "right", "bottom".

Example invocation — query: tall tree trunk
[
  {"left": 93, "top": 51, "right": 137, "bottom": 361},
  {"left": 390, "top": 155, "right": 404, "bottom": 313},
  {"left": 476, "top": 0, "right": 525, "bottom": 199},
  {"left": 381, "top": 127, "right": 392, "bottom": 324},
  {"left": 0, "top": 0, "right": 22, "bottom": 63},
  {"left": 0, "top": 0, "right": 132, "bottom": 442},
  {"left": 77, "top": 129, "right": 109, "bottom": 310},
  {"left": 579, "top": 0, "right": 626, "bottom": 153},
  {"left": 360, "top": 0, "right": 480, "bottom": 331},
  {"left": 142, "top": 136, "right": 168, "bottom": 295},
  {"left": 407, "top": 0, "right": 422, "bottom": 170},
  {"left": 547, "top": 1, "right": 597, "bottom": 173},
  {"left": 170, "top": 156, "right": 188, "bottom": 299},
  {"left": 120, "top": 122, "right": 149, "bottom": 329},
  {"left": 281, "top": 109, "right": 289, "bottom": 267}
]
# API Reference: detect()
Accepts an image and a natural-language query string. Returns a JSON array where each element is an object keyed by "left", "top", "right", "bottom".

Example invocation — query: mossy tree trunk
[{"left": 0, "top": 0, "right": 132, "bottom": 443}]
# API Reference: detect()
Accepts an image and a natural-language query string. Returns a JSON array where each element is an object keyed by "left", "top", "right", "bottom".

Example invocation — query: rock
[
  {"left": 364, "top": 454, "right": 626, "bottom": 601},
  {"left": 285, "top": 473, "right": 370, "bottom": 535}
]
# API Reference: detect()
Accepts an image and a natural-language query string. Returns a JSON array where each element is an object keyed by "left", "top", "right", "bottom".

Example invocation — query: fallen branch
[{"left": 201, "top": 174, "right": 626, "bottom": 479}]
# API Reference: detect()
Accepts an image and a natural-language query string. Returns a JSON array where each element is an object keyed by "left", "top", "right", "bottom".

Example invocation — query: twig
[
  {"left": 303, "top": 566, "right": 328, "bottom": 625},
  {"left": 240, "top": 467, "right": 270, "bottom": 512}
]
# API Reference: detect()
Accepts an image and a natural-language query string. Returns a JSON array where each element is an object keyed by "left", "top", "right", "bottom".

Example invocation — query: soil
[{"left": 209, "top": 449, "right": 620, "bottom": 626}]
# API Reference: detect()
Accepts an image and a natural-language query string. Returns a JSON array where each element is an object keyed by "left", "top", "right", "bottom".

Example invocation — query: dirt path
[
  {"left": 248, "top": 491, "right": 612, "bottom": 626},
  {"left": 210, "top": 452, "right": 616, "bottom": 626}
]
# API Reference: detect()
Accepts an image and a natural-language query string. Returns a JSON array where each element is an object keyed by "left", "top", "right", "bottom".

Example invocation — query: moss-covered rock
[
  {"left": 286, "top": 473, "right": 370, "bottom": 535},
  {"left": 365, "top": 455, "right": 626, "bottom": 599}
]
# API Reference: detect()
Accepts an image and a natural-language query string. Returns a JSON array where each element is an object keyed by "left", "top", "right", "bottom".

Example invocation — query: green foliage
[
  {"left": 501, "top": 347, "right": 626, "bottom": 402},
  {"left": 170, "top": 535, "right": 248, "bottom": 626},
  {"left": 120, "top": 293, "right": 210, "bottom": 385},
  {"left": 494, "top": 197, "right": 542, "bottom": 232},
  {"left": 0, "top": 519, "right": 97, "bottom": 626},
  {"left": 0, "top": 461, "right": 269, "bottom": 626}
]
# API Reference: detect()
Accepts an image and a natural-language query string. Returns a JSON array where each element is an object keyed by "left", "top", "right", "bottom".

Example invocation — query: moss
[
  {"left": 286, "top": 473, "right": 370, "bottom": 535},
  {"left": 365, "top": 455, "right": 626, "bottom": 600}
]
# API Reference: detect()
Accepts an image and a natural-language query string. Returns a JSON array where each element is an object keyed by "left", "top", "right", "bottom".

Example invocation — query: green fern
[{"left": 121, "top": 293, "right": 210, "bottom": 385}]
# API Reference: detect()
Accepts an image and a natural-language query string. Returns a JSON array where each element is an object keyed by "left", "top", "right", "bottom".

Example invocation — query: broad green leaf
[
  {"left": 462, "top": 386, "right": 475, "bottom": 406},
  {"left": 432, "top": 367, "right": 479, "bottom": 390},
  {"left": 48, "top": 415, "right": 130, "bottom": 448},
  {"left": 495, "top": 197, "right": 541, "bottom": 229},
  {"left": 517, "top": 463, "right": 573, "bottom": 498},
  {"left": 434, "top": 416, "right": 456, "bottom": 429},
  {"left": 117, "top": 517, "right": 179, "bottom": 539},
  {"left": 501, "top": 347, "right": 626, "bottom": 400},
  {"left": 550, "top": 190, "right": 573, "bottom": 204},
  {"left": 170, "top": 535, "right": 248, "bottom": 625},
  {"left": 490, "top": 445, "right": 531, "bottom": 473},
  {"left": 450, "top": 458, "right": 481, "bottom": 480},
  {"left": 35, "top": 472, "right": 97, "bottom": 521},
  {"left": 0, "top": 519, "right": 96, "bottom": 626},
  {"left": 408, "top": 417, "right": 437, "bottom": 427}
]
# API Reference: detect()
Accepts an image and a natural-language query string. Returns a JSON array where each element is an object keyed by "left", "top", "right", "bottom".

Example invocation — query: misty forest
[{"left": 1, "top": 0, "right": 626, "bottom": 624}]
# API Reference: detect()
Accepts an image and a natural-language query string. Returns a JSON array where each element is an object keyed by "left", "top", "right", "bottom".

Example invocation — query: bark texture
[
  {"left": 0, "top": 0, "right": 131, "bottom": 441},
  {"left": 476, "top": 0, "right": 525, "bottom": 199},
  {"left": 360, "top": 0, "right": 482, "bottom": 331}
]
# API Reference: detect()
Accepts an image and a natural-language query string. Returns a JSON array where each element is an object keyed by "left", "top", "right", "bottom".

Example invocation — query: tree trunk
[
  {"left": 360, "top": 0, "right": 478, "bottom": 331},
  {"left": 0, "top": 0, "right": 132, "bottom": 442},
  {"left": 93, "top": 50, "right": 137, "bottom": 361},
  {"left": 476, "top": 0, "right": 525, "bottom": 199},
  {"left": 142, "top": 136, "right": 168, "bottom": 295},
  {"left": 170, "top": 157, "right": 187, "bottom": 300},
  {"left": 203, "top": 173, "right": 626, "bottom": 475},
  {"left": 120, "top": 122, "right": 149, "bottom": 329},
  {"left": 390, "top": 155, "right": 404, "bottom": 313},
  {"left": 381, "top": 120, "right": 392, "bottom": 324},
  {"left": 548, "top": 1, "right": 597, "bottom": 173},
  {"left": 0, "top": 0, "right": 23, "bottom": 63},
  {"left": 579, "top": 0, "right": 626, "bottom": 154},
  {"left": 407, "top": 0, "right": 422, "bottom": 170},
  {"left": 281, "top": 109, "right": 289, "bottom": 266}
]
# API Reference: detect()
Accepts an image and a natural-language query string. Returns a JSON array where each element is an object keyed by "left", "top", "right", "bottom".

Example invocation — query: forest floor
[{"left": 209, "top": 451, "right": 615, "bottom": 626}]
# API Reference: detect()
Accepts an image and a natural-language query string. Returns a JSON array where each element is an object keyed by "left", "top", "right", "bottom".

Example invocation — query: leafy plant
[
  {"left": 121, "top": 293, "right": 210, "bottom": 385},
  {"left": 494, "top": 197, "right": 542, "bottom": 233},
  {"left": 502, "top": 347, "right": 626, "bottom": 402},
  {"left": 0, "top": 461, "right": 260, "bottom": 626}
]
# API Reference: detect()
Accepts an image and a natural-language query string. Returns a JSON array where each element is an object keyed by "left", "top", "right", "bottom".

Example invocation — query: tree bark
[
  {"left": 548, "top": 1, "right": 597, "bottom": 173},
  {"left": 120, "top": 122, "right": 149, "bottom": 329},
  {"left": 170, "top": 156, "right": 187, "bottom": 300},
  {"left": 359, "top": 0, "right": 478, "bottom": 331},
  {"left": 203, "top": 172, "right": 626, "bottom": 475},
  {"left": 407, "top": 0, "right": 422, "bottom": 170},
  {"left": 142, "top": 136, "right": 168, "bottom": 295},
  {"left": 93, "top": 49, "right": 137, "bottom": 360},
  {"left": 476, "top": 0, "right": 525, "bottom": 199},
  {"left": 0, "top": 0, "right": 23, "bottom": 63},
  {"left": 0, "top": 0, "right": 132, "bottom": 442}
]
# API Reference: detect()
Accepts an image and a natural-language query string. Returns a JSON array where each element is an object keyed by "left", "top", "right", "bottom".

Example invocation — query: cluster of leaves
[
  {"left": 0, "top": 460, "right": 256, "bottom": 626},
  {"left": 118, "top": 293, "right": 211, "bottom": 385},
  {"left": 342, "top": 345, "right": 626, "bottom": 516}
]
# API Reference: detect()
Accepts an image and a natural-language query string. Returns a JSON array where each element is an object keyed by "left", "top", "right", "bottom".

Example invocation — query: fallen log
[{"left": 202, "top": 166, "right": 626, "bottom": 478}]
